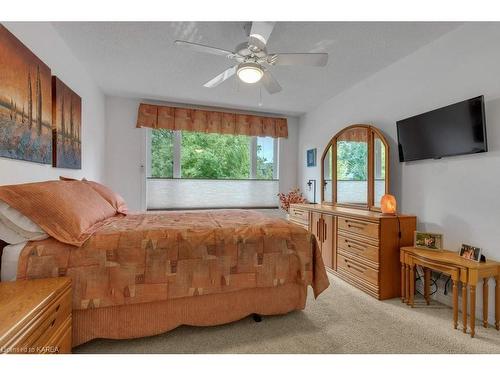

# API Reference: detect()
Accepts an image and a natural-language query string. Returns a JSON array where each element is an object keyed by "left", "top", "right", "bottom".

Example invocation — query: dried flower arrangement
[{"left": 277, "top": 188, "right": 307, "bottom": 213}]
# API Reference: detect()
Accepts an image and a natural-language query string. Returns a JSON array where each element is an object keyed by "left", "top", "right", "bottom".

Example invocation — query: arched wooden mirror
[{"left": 321, "top": 124, "right": 390, "bottom": 211}]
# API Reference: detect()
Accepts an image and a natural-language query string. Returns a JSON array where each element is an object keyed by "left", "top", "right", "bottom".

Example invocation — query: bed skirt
[{"left": 72, "top": 283, "right": 308, "bottom": 347}]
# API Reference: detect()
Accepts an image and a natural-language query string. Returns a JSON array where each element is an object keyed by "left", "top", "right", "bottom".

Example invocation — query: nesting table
[{"left": 400, "top": 246, "right": 500, "bottom": 338}]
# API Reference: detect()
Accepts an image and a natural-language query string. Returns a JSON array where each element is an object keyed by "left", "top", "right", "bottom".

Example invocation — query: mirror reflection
[
  {"left": 336, "top": 128, "right": 368, "bottom": 205},
  {"left": 323, "top": 145, "right": 333, "bottom": 202},
  {"left": 373, "top": 135, "right": 387, "bottom": 207}
]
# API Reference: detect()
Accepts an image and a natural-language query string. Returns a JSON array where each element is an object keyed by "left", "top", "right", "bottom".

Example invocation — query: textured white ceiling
[{"left": 52, "top": 22, "right": 461, "bottom": 116}]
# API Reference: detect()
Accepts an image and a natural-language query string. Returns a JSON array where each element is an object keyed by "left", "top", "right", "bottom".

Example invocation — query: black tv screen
[{"left": 397, "top": 96, "right": 487, "bottom": 162}]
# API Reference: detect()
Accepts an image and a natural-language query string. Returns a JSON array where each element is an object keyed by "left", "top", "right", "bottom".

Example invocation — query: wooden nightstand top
[{"left": 0, "top": 277, "right": 71, "bottom": 351}]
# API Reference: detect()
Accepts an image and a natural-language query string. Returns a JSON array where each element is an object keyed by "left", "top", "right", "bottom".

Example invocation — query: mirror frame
[{"left": 320, "top": 124, "right": 390, "bottom": 211}]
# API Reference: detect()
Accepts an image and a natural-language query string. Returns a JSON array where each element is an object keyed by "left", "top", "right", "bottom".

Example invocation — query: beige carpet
[{"left": 74, "top": 273, "right": 500, "bottom": 354}]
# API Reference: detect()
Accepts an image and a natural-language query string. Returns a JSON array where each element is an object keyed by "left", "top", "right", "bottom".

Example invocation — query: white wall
[
  {"left": 104, "top": 96, "right": 146, "bottom": 212},
  {"left": 0, "top": 22, "right": 106, "bottom": 184},
  {"left": 298, "top": 22, "right": 500, "bottom": 323},
  {"left": 105, "top": 95, "right": 299, "bottom": 211}
]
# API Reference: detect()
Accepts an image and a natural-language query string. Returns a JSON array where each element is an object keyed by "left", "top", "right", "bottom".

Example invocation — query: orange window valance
[{"left": 136, "top": 103, "right": 288, "bottom": 138}]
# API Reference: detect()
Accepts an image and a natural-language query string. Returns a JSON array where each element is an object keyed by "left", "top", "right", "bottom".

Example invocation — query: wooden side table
[
  {"left": 0, "top": 277, "right": 72, "bottom": 354},
  {"left": 401, "top": 247, "right": 500, "bottom": 338}
]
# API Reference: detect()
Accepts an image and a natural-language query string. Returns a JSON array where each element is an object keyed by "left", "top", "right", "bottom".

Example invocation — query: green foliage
[
  {"left": 151, "top": 129, "right": 173, "bottom": 177},
  {"left": 337, "top": 141, "right": 368, "bottom": 181},
  {"left": 256, "top": 144, "right": 274, "bottom": 179},
  {"left": 151, "top": 130, "right": 275, "bottom": 180},
  {"left": 181, "top": 132, "right": 250, "bottom": 179}
]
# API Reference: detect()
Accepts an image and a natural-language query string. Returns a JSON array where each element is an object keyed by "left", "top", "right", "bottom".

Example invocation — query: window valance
[{"left": 136, "top": 103, "right": 288, "bottom": 138}]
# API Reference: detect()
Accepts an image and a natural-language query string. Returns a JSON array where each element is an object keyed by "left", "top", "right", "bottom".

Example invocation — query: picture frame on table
[
  {"left": 414, "top": 231, "right": 443, "bottom": 250},
  {"left": 459, "top": 244, "right": 482, "bottom": 262}
]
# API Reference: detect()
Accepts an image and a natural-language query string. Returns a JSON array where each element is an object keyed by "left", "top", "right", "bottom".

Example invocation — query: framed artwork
[
  {"left": 459, "top": 244, "right": 481, "bottom": 262},
  {"left": 414, "top": 231, "right": 443, "bottom": 250},
  {"left": 307, "top": 148, "right": 317, "bottom": 167},
  {"left": 52, "top": 76, "right": 82, "bottom": 169},
  {"left": 0, "top": 24, "right": 52, "bottom": 164}
]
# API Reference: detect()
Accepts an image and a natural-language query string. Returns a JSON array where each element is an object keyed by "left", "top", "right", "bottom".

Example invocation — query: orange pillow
[
  {"left": 0, "top": 180, "right": 116, "bottom": 246},
  {"left": 82, "top": 180, "right": 128, "bottom": 214},
  {"left": 59, "top": 176, "right": 78, "bottom": 181}
]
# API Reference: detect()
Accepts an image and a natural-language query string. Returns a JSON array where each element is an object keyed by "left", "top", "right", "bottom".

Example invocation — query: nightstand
[{"left": 0, "top": 277, "right": 72, "bottom": 354}]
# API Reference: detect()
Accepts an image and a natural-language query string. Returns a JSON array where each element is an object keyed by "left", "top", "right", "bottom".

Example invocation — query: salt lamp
[{"left": 380, "top": 194, "right": 397, "bottom": 215}]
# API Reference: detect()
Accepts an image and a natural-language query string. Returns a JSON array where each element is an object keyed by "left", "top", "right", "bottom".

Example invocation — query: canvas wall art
[
  {"left": 0, "top": 24, "right": 52, "bottom": 164},
  {"left": 52, "top": 76, "right": 82, "bottom": 169}
]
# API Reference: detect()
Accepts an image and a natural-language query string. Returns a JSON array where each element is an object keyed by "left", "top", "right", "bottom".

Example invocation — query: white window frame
[{"left": 148, "top": 129, "right": 279, "bottom": 180}]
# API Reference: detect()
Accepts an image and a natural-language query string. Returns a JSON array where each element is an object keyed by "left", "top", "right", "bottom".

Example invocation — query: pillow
[
  {"left": 0, "top": 219, "right": 31, "bottom": 244},
  {"left": 0, "top": 201, "right": 48, "bottom": 244},
  {"left": 0, "top": 180, "right": 117, "bottom": 246},
  {"left": 82, "top": 180, "right": 128, "bottom": 214},
  {"left": 0, "top": 216, "right": 48, "bottom": 244},
  {"left": 0, "top": 200, "right": 46, "bottom": 235}
]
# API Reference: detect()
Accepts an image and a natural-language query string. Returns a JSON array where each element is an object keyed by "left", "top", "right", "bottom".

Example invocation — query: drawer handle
[
  {"left": 50, "top": 319, "right": 56, "bottom": 327},
  {"left": 55, "top": 304, "right": 60, "bottom": 312},
  {"left": 347, "top": 243, "right": 366, "bottom": 251},
  {"left": 345, "top": 220, "right": 367, "bottom": 226},
  {"left": 345, "top": 261, "right": 366, "bottom": 274},
  {"left": 347, "top": 224, "right": 365, "bottom": 230}
]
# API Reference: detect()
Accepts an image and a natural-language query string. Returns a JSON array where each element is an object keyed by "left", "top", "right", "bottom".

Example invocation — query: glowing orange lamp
[{"left": 380, "top": 194, "right": 397, "bottom": 215}]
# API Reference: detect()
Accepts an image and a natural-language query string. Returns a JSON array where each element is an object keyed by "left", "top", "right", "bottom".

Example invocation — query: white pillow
[
  {"left": 0, "top": 201, "right": 48, "bottom": 244},
  {"left": 0, "top": 200, "right": 44, "bottom": 234},
  {"left": 0, "top": 217, "right": 28, "bottom": 244}
]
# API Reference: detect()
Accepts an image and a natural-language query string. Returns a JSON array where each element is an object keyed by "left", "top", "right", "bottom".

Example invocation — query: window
[
  {"left": 149, "top": 129, "right": 277, "bottom": 180},
  {"left": 256, "top": 137, "right": 275, "bottom": 179},
  {"left": 150, "top": 129, "right": 174, "bottom": 178},
  {"left": 181, "top": 132, "right": 250, "bottom": 179},
  {"left": 147, "top": 129, "right": 279, "bottom": 209}
]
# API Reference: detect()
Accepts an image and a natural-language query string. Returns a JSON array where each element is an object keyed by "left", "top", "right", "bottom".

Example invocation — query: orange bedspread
[{"left": 17, "top": 210, "right": 329, "bottom": 310}]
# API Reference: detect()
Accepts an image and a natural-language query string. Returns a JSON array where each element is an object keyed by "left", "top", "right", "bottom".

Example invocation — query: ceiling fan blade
[
  {"left": 174, "top": 40, "right": 234, "bottom": 57},
  {"left": 268, "top": 53, "right": 328, "bottom": 66},
  {"left": 249, "top": 22, "right": 275, "bottom": 50},
  {"left": 203, "top": 66, "right": 237, "bottom": 88},
  {"left": 261, "top": 70, "right": 282, "bottom": 94}
]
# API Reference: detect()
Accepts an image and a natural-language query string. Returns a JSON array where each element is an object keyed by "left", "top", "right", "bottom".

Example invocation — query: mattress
[{"left": 16, "top": 209, "right": 329, "bottom": 310}]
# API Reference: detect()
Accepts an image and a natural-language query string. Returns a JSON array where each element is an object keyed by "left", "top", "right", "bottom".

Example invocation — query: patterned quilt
[{"left": 16, "top": 210, "right": 329, "bottom": 310}]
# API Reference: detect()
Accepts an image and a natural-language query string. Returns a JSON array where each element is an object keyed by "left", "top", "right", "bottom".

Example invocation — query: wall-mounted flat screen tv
[{"left": 397, "top": 96, "right": 487, "bottom": 162}]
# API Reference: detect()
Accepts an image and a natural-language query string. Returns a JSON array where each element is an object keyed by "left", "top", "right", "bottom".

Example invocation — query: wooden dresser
[
  {"left": 289, "top": 203, "right": 416, "bottom": 300},
  {"left": 0, "top": 277, "right": 72, "bottom": 354}
]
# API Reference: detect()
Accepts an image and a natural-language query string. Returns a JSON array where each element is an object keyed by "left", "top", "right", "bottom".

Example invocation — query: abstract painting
[
  {"left": 0, "top": 24, "right": 52, "bottom": 164},
  {"left": 52, "top": 76, "right": 81, "bottom": 169}
]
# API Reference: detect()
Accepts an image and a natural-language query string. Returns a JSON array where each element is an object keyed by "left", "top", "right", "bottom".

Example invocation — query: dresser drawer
[
  {"left": 289, "top": 206, "right": 309, "bottom": 223},
  {"left": 13, "top": 285, "right": 71, "bottom": 353},
  {"left": 46, "top": 316, "right": 72, "bottom": 354},
  {"left": 337, "top": 233, "right": 379, "bottom": 264},
  {"left": 337, "top": 252, "right": 378, "bottom": 286},
  {"left": 338, "top": 217, "right": 379, "bottom": 240}
]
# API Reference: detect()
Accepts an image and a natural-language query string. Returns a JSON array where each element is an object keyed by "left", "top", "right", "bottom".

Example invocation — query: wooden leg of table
[
  {"left": 495, "top": 275, "right": 499, "bottom": 331},
  {"left": 409, "top": 265, "right": 415, "bottom": 308},
  {"left": 470, "top": 285, "right": 476, "bottom": 338},
  {"left": 401, "top": 263, "right": 406, "bottom": 303},
  {"left": 483, "top": 278, "right": 489, "bottom": 328},
  {"left": 462, "top": 283, "right": 468, "bottom": 333},
  {"left": 453, "top": 279, "right": 458, "bottom": 329},
  {"left": 424, "top": 268, "right": 431, "bottom": 305},
  {"left": 405, "top": 264, "right": 410, "bottom": 305}
]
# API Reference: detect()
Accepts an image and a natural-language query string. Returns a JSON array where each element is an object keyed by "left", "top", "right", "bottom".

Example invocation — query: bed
[{"left": 0, "top": 180, "right": 329, "bottom": 347}]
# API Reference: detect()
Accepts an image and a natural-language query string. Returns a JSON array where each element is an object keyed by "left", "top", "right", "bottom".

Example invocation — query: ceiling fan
[{"left": 174, "top": 22, "right": 328, "bottom": 94}]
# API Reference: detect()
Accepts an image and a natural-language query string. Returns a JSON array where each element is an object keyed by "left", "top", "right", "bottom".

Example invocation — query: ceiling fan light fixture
[{"left": 237, "top": 62, "right": 263, "bottom": 84}]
